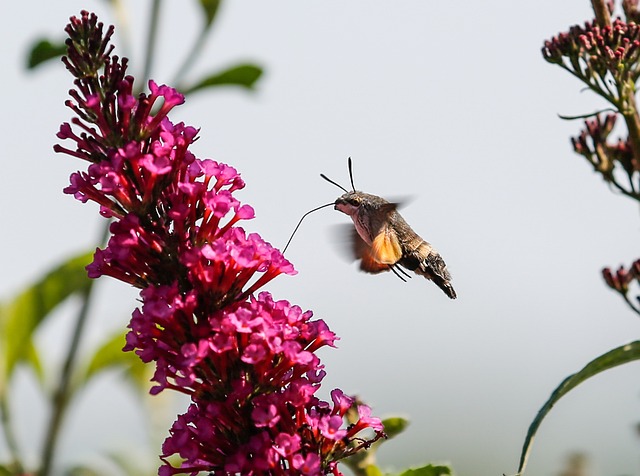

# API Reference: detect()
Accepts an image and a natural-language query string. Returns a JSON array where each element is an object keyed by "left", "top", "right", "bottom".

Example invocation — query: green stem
[
  {"left": 38, "top": 221, "right": 110, "bottom": 476},
  {"left": 110, "top": 0, "right": 133, "bottom": 60},
  {"left": 591, "top": 0, "right": 612, "bottom": 27},
  {"left": 140, "top": 0, "right": 162, "bottom": 92},
  {"left": 622, "top": 293, "right": 640, "bottom": 317},
  {"left": 608, "top": 175, "right": 640, "bottom": 201},
  {"left": 171, "top": 23, "right": 212, "bottom": 89},
  {"left": 627, "top": 170, "right": 637, "bottom": 195},
  {"left": 0, "top": 395, "right": 25, "bottom": 473},
  {"left": 620, "top": 90, "right": 640, "bottom": 166},
  {"left": 557, "top": 62, "right": 619, "bottom": 107},
  {"left": 38, "top": 283, "right": 94, "bottom": 476},
  {"left": 348, "top": 466, "right": 368, "bottom": 476}
]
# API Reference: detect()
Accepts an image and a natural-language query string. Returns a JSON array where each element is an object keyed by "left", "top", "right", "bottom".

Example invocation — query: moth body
[{"left": 334, "top": 190, "right": 457, "bottom": 299}]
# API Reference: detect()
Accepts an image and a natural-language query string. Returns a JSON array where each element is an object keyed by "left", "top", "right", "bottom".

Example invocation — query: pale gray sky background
[{"left": 1, "top": 1, "right": 640, "bottom": 476}]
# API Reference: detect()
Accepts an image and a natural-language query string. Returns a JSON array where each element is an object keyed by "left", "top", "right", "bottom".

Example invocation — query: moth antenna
[
  {"left": 347, "top": 157, "right": 356, "bottom": 192},
  {"left": 282, "top": 202, "right": 335, "bottom": 254},
  {"left": 320, "top": 173, "right": 349, "bottom": 194}
]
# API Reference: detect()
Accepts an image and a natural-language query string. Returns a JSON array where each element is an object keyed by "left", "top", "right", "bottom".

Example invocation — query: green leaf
[
  {"left": 182, "top": 64, "right": 263, "bottom": 94},
  {"left": 104, "top": 448, "right": 155, "bottom": 476},
  {"left": 26, "top": 38, "right": 67, "bottom": 69},
  {"left": 0, "top": 251, "right": 93, "bottom": 393},
  {"left": 516, "top": 341, "right": 640, "bottom": 475},
  {"left": 397, "top": 464, "right": 453, "bottom": 476},
  {"left": 65, "top": 466, "right": 101, "bottom": 476},
  {"left": 198, "top": 0, "right": 221, "bottom": 26},
  {"left": 344, "top": 416, "right": 411, "bottom": 474},
  {"left": 382, "top": 417, "right": 409, "bottom": 439},
  {"left": 83, "top": 331, "right": 149, "bottom": 391},
  {"left": 363, "top": 465, "right": 384, "bottom": 476},
  {"left": 22, "top": 338, "right": 44, "bottom": 382},
  {"left": 0, "top": 465, "right": 13, "bottom": 476},
  {"left": 557, "top": 108, "right": 616, "bottom": 120}
]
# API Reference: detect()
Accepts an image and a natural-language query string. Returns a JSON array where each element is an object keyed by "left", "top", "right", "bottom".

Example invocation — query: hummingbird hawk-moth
[{"left": 283, "top": 158, "right": 457, "bottom": 299}]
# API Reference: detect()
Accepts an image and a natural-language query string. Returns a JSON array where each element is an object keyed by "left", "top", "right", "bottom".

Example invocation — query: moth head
[{"left": 334, "top": 191, "right": 364, "bottom": 216}]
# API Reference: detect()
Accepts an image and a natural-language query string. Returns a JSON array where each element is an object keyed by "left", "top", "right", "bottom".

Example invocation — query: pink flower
[
  {"left": 57, "top": 11, "right": 384, "bottom": 475},
  {"left": 292, "top": 454, "right": 322, "bottom": 474}
]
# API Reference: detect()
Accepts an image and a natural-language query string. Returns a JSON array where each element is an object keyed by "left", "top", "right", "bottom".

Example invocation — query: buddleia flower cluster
[
  {"left": 542, "top": 17, "right": 640, "bottom": 102},
  {"left": 542, "top": 14, "right": 640, "bottom": 200},
  {"left": 542, "top": 2, "right": 640, "bottom": 310},
  {"left": 55, "top": 11, "right": 384, "bottom": 475},
  {"left": 570, "top": 113, "right": 639, "bottom": 198}
]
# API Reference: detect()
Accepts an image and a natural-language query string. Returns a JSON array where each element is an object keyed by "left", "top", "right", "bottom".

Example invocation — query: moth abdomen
[{"left": 398, "top": 242, "right": 457, "bottom": 299}]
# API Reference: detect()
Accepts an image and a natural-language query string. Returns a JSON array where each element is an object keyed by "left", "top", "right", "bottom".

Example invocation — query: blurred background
[{"left": 1, "top": 1, "right": 639, "bottom": 475}]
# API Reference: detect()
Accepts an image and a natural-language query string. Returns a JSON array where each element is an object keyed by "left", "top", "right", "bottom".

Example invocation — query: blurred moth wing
[
  {"left": 371, "top": 222, "right": 403, "bottom": 265},
  {"left": 349, "top": 227, "right": 393, "bottom": 273}
]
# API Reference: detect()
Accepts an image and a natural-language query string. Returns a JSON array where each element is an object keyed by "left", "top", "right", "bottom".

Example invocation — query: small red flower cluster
[
  {"left": 571, "top": 113, "right": 637, "bottom": 178},
  {"left": 56, "top": 11, "right": 383, "bottom": 475},
  {"left": 542, "top": 18, "right": 640, "bottom": 83},
  {"left": 543, "top": 17, "right": 640, "bottom": 202},
  {"left": 603, "top": 259, "right": 640, "bottom": 295}
]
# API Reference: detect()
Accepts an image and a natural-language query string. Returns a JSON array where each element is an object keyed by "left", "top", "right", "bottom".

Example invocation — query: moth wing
[
  {"left": 377, "top": 202, "right": 399, "bottom": 215},
  {"left": 371, "top": 225, "right": 403, "bottom": 265},
  {"left": 349, "top": 227, "right": 390, "bottom": 274},
  {"left": 378, "top": 196, "right": 413, "bottom": 211}
]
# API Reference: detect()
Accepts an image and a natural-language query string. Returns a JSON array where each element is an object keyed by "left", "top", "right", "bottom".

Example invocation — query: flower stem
[
  {"left": 38, "top": 221, "right": 110, "bottom": 476},
  {"left": 110, "top": 0, "right": 133, "bottom": 60},
  {"left": 591, "top": 0, "right": 612, "bottom": 27},
  {"left": 622, "top": 293, "right": 640, "bottom": 317},
  {"left": 0, "top": 395, "right": 25, "bottom": 473},
  {"left": 607, "top": 174, "right": 640, "bottom": 201},
  {"left": 140, "top": 0, "right": 162, "bottom": 91},
  {"left": 172, "top": 23, "right": 211, "bottom": 89},
  {"left": 620, "top": 90, "right": 640, "bottom": 175}
]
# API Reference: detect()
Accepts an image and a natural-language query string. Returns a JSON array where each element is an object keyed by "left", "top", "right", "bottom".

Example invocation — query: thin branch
[
  {"left": 627, "top": 171, "right": 638, "bottom": 194},
  {"left": 0, "top": 395, "right": 25, "bottom": 473},
  {"left": 607, "top": 174, "right": 640, "bottom": 202},
  {"left": 557, "top": 62, "right": 620, "bottom": 107},
  {"left": 38, "top": 221, "right": 110, "bottom": 476},
  {"left": 619, "top": 89, "right": 640, "bottom": 167},
  {"left": 110, "top": 0, "right": 133, "bottom": 60},
  {"left": 171, "top": 23, "right": 211, "bottom": 89},
  {"left": 622, "top": 293, "right": 640, "bottom": 317},
  {"left": 140, "top": 0, "right": 162, "bottom": 91}
]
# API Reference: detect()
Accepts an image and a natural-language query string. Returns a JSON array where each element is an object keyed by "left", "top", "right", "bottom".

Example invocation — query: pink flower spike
[{"left": 59, "top": 12, "right": 383, "bottom": 475}]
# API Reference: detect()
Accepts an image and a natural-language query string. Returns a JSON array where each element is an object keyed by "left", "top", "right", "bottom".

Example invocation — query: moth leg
[
  {"left": 394, "top": 265, "right": 412, "bottom": 279},
  {"left": 389, "top": 264, "right": 409, "bottom": 282}
]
